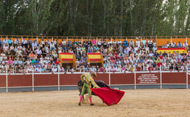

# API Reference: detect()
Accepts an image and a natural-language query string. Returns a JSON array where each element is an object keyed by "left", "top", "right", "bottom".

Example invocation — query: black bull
[{"left": 78, "top": 80, "right": 109, "bottom": 95}]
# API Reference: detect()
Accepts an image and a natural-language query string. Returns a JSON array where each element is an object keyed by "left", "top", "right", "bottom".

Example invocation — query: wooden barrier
[
  {"left": 162, "top": 72, "right": 186, "bottom": 84},
  {"left": 136, "top": 73, "right": 160, "bottom": 84},
  {"left": 111, "top": 73, "right": 134, "bottom": 85},
  {"left": 8, "top": 75, "right": 32, "bottom": 87},
  {"left": 0, "top": 75, "right": 6, "bottom": 87},
  {"left": 0, "top": 72, "right": 189, "bottom": 91},
  {"left": 34, "top": 74, "right": 58, "bottom": 86},
  {"left": 60, "top": 74, "right": 81, "bottom": 85}
]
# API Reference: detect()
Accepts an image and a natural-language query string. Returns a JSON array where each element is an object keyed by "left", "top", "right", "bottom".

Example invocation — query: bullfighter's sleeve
[{"left": 89, "top": 77, "right": 100, "bottom": 88}]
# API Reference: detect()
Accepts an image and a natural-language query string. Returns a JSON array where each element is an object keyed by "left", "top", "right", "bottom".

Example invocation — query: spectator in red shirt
[
  {"left": 99, "top": 66, "right": 105, "bottom": 72},
  {"left": 148, "top": 65, "right": 154, "bottom": 71},
  {"left": 55, "top": 58, "right": 60, "bottom": 65}
]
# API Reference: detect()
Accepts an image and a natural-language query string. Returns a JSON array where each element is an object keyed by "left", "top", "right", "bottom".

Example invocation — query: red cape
[{"left": 91, "top": 87, "right": 125, "bottom": 106}]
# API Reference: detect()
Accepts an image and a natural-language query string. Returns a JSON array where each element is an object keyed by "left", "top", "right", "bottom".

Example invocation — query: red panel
[
  {"left": 60, "top": 53, "right": 73, "bottom": 55},
  {"left": 34, "top": 74, "right": 58, "bottom": 86},
  {"left": 157, "top": 48, "right": 186, "bottom": 50},
  {"left": 111, "top": 73, "right": 134, "bottom": 85},
  {"left": 88, "top": 53, "right": 101, "bottom": 55},
  {"left": 62, "top": 59, "right": 73, "bottom": 61},
  {"left": 94, "top": 74, "right": 109, "bottom": 84},
  {"left": 60, "top": 74, "right": 81, "bottom": 85},
  {"left": 162, "top": 72, "right": 186, "bottom": 84},
  {"left": 89, "top": 59, "right": 101, "bottom": 61},
  {"left": 0, "top": 75, "right": 6, "bottom": 87},
  {"left": 136, "top": 73, "right": 160, "bottom": 84},
  {"left": 8, "top": 75, "right": 32, "bottom": 87}
]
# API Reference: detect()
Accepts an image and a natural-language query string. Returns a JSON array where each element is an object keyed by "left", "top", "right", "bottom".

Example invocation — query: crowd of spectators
[{"left": 0, "top": 38, "right": 189, "bottom": 74}]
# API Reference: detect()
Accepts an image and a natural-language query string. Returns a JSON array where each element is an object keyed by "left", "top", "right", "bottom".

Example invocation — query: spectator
[
  {"left": 35, "top": 66, "right": 42, "bottom": 73},
  {"left": 113, "top": 39, "right": 117, "bottom": 46},
  {"left": 108, "top": 39, "right": 112, "bottom": 46},
  {"left": 52, "top": 66, "right": 58, "bottom": 73},
  {"left": 136, "top": 39, "right": 140, "bottom": 48},
  {"left": 141, "top": 38, "right": 146, "bottom": 46},
  {"left": 46, "top": 39, "right": 51, "bottom": 45},
  {"left": 0, "top": 39, "right": 3, "bottom": 48},
  {"left": 123, "top": 39, "right": 128, "bottom": 48},
  {"left": 92, "top": 38, "right": 97, "bottom": 46},
  {"left": 67, "top": 39, "right": 71, "bottom": 47},
  {"left": 8, "top": 38, "right": 13, "bottom": 46},
  {"left": 50, "top": 41, "right": 55, "bottom": 51},
  {"left": 177, "top": 41, "right": 182, "bottom": 47},
  {"left": 118, "top": 39, "right": 122, "bottom": 45},
  {"left": 22, "top": 38, "right": 27, "bottom": 47},
  {"left": 3, "top": 38, "right": 8, "bottom": 45},
  {"left": 14, "top": 38, "right": 20, "bottom": 46},
  {"left": 183, "top": 41, "right": 188, "bottom": 48},
  {"left": 129, "top": 39, "right": 134, "bottom": 47}
]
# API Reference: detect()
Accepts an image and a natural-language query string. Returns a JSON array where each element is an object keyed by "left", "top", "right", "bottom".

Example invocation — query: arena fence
[
  {"left": 1, "top": 35, "right": 190, "bottom": 47},
  {"left": 0, "top": 70, "right": 190, "bottom": 92}
]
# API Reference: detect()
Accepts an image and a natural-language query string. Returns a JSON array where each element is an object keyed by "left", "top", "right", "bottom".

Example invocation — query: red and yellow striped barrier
[
  {"left": 87, "top": 53, "right": 104, "bottom": 66},
  {"left": 157, "top": 48, "right": 187, "bottom": 54},
  {"left": 59, "top": 53, "right": 76, "bottom": 68}
]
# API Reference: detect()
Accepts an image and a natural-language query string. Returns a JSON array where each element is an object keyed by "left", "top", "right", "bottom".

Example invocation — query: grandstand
[
  {"left": 0, "top": 35, "right": 190, "bottom": 92},
  {"left": 0, "top": 35, "right": 190, "bottom": 73}
]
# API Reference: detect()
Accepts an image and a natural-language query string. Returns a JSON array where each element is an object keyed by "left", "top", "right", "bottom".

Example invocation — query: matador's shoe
[
  {"left": 90, "top": 103, "right": 94, "bottom": 106},
  {"left": 78, "top": 102, "right": 81, "bottom": 106}
]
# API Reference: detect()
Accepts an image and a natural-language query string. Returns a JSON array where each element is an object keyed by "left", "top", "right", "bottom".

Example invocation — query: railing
[
  {"left": 0, "top": 69, "right": 189, "bottom": 92},
  {"left": 1, "top": 35, "right": 190, "bottom": 47},
  {"left": 1, "top": 35, "right": 190, "bottom": 39}
]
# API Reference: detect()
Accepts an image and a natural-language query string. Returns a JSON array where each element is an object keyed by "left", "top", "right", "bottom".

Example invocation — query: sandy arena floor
[{"left": 0, "top": 89, "right": 190, "bottom": 117}]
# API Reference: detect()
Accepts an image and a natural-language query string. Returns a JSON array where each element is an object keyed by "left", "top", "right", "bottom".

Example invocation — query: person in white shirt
[
  {"left": 36, "top": 48, "right": 42, "bottom": 55},
  {"left": 145, "top": 45, "right": 149, "bottom": 53},
  {"left": 108, "top": 39, "right": 112, "bottom": 45},
  {"left": 3, "top": 44, "right": 9, "bottom": 52},
  {"left": 97, "top": 39, "right": 101, "bottom": 47},
  {"left": 22, "top": 38, "right": 27, "bottom": 47},
  {"left": 105, "top": 65, "right": 110, "bottom": 72},
  {"left": 89, "top": 66, "right": 96, "bottom": 72},
  {"left": 50, "top": 42, "right": 55, "bottom": 51},
  {"left": 136, "top": 39, "right": 140, "bottom": 48},
  {"left": 148, "top": 39, "right": 153, "bottom": 45},
  {"left": 129, "top": 39, "right": 134, "bottom": 47},
  {"left": 14, "top": 39, "right": 20, "bottom": 46},
  {"left": 3, "top": 39, "right": 8, "bottom": 45},
  {"left": 17, "top": 44, "right": 22, "bottom": 49},
  {"left": 171, "top": 42, "right": 176, "bottom": 47},
  {"left": 118, "top": 39, "right": 122, "bottom": 45},
  {"left": 27, "top": 66, "right": 33, "bottom": 73},
  {"left": 32, "top": 40, "right": 38, "bottom": 50},
  {"left": 40, "top": 39, "right": 45, "bottom": 47},
  {"left": 46, "top": 39, "right": 51, "bottom": 45},
  {"left": 116, "top": 66, "right": 121, "bottom": 72},
  {"left": 62, "top": 39, "right": 67, "bottom": 46},
  {"left": 112, "top": 39, "right": 117, "bottom": 45},
  {"left": 149, "top": 51, "right": 154, "bottom": 57},
  {"left": 53, "top": 39, "right": 57, "bottom": 45},
  {"left": 52, "top": 66, "right": 58, "bottom": 73},
  {"left": 180, "top": 64, "right": 186, "bottom": 71},
  {"left": 35, "top": 66, "right": 42, "bottom": 73},
  {"left": 183, "top": 41, "right": 188, "bottom": 49}
]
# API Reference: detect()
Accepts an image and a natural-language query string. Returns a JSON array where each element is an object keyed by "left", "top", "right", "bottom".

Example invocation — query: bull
[{"left": 78, "top": 80, "right": 109, "bottom": 96}]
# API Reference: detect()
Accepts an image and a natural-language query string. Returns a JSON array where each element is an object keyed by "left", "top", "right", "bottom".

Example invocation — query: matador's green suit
[{"left": 79, "top": 73, "right": 99, "bottom": 106}]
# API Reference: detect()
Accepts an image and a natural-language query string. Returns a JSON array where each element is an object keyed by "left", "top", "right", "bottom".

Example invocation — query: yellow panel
[
  {"left": 60, "top": 55, "right": 73, "bottom": 59},
  {"left": 88, "top": 55, "right": 101, "bottom": 59}
]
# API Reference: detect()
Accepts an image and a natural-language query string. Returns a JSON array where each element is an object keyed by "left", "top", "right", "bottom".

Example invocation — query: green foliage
[{"left": 0, "top": 0, "right": 190, "bottom": 36}]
